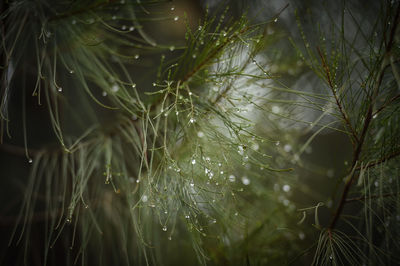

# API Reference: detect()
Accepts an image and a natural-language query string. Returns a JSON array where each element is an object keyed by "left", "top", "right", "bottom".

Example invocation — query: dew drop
[
  {"left": 102, "top": 91, "right": 107, "bottom": 97},
  {"left": 72, "top": 19, "right": 76, "bottom": 25},
  {"left": 189, "top": 118, "right": 195, "bottom": 123},
  {"left": 69, "top": 70, "right": 74, "bottom": 74},
  {"left": 197, "top": 131, "right": 204, "bottom": 138},
  {"left": 169, "top": 46, "right": 175, "bottom": 51},
  {"left": 185, "top": 215, "right": 190, "bottom": 219},
  {"left": 162, "top": 226, "right": 167, "bottom": 231},
  {"left": 229, "top": 175, "right": 236, "bottom": 182},
  {"left": 134, "top": 54, "right": 140, "bottom": 59},
  {"left": 131, "top": 83, "right": 136, "bottom": 88},
  {"left": 191, "top": 159, "right": 196, "bottom": 165},
  {"left": 121, "top": 25, "right": 127, "bottom": 30},
  {"left": 192, "top": 54, "right": 197, "bottom": 59},
  {"left": 241, "top": 176, "right": 250, "bottom": 185},
  {"left": 112, "top": 15, "right": 117, "bottom": 20},
  {"left": 28, "top": 158, "right": 33, "bottom": 164},
  {"left": 58, "top": 87, "right": 62, "bottom": 92},
  {"left": 142, "top": 195, "right": 148, "bottom": 202},
  {"left": 190, "top": 182, "right": 194, "bottom": 187},
  {"left": 174, "top": 16, "right": 179, "bottom": 21},
  {"left": 283, "top": 144, "right": 292, "bottom": 152},
  {"left": 282, "top": 184, "right": 291, "bottom": 192},
  {"left": 129, "top": 26, "right": 135, "bottom": 31},
  {"left": 275, "top": 141, "right": 280, "bottom": 146},
  {"left": 170, "top": 6, "right": 175, "bottom": 11},
  {"left": 111, "top": 84, "right": 119, "bottom": 92}
]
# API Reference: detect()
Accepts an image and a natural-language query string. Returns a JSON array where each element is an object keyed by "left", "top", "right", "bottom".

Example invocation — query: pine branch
[{"left": 328, "top": 3, "right": 400, "bottom": 231}]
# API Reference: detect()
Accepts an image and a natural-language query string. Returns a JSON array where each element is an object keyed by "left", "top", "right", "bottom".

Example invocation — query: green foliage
[{"left": 1, "top": 0, "right": 400, "bottom": 265}]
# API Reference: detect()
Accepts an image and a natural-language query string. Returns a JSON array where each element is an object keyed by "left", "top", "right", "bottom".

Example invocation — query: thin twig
[{"left": 317, "top": 46, "right": 359, "bottom": 145}]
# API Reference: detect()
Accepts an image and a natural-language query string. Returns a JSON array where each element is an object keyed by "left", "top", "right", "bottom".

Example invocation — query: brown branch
[
  {"left": 329, "top": 3, "right": 400, "bottom": 231},
  {"left": 355, "top": 149, "right": 400, "bottom": 170},
  {"left": 373, "top": 93, "right": 400, "bottom": 116},
  {"left": 317, "top": 46, "right": 359, "bottom": 144}
]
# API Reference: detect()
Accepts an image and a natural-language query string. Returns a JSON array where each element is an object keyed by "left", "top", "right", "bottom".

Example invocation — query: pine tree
[{"left": 1, "top": 0, "right": 399, "bottom": 265}]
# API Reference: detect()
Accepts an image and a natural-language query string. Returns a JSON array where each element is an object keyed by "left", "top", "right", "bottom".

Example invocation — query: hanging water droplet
[
  {"left": 275, "top": 141, "right": 280, "bottom": 146},
  {"left": 373, "top": 114, "right": 378, "bottom": 119},
  {"left": 282, "top": 184, "right": 291, "bottom": 192},
  {"left": 211, "top": 219, "right": 217, "bottom": 224},
  {"left": 241, "top": 176, "right": 250, "bottom": 185},
  {"left": 188, "top": 91, "right": 193, "bottom": 96},
  {"left": 142, "top": 195, "right": 148, "bottom": 202},
  {"left": 134, "top": 54, "right": 140, "bottom": 59},
  {"left": 69, "top": 70, "right": 74, "bottom": 74},
  {"left": 58, "top": 87, "right": 62, "bottom": 92},
  {"left": 189, "top": 118, "right": 195, "bottom": 123},
  {"left": 71, "top": 19, "right": 76, "bottom": 25},
  {"left": 272, "top": 105, "right": 280, "bottom": 114},
  {"left": 111, "top": 84, "right": 119, "bottom": 92},
  {"left": 170, "top": 6, "right": 175, "bottom": 11},
  {"left": 131, "top": 83, "right": 136, "bottom": 88},
  {"left": 121, "top": 25, "right": 127, "bottom": 30},
  {"left": 197, "top": 131, "right": 204, "bottom": 138},
  {"left": 220, "top": 171, "right": 224, "bottom": 174},
  {"left": 162, "top": 226, "right": 167, "bottom": 231},
  {"left": 169, "top": 46, "right": 175, "bottom": 51},
  {"left": 112, "top": 15, "right": 117, "bottom": 20},
  {"left": 192, "top": 54, "right": 197, "bottom": 59},
  {"left": 190, "top": 182, "right": 194, "bottom": 187},
  {"left": 174, "top": 16, "right": 179, "bottom": 21},
  {"left": 168, "top": 236, "right": 172, "bottom": 240},
  {"left": 229, "top": 175, "right": 236, "bottom": 182},
  {"left": 191, "top": 159, "right": 196, "bottom": 165},
  {"left": 284, "top": 144, "right": 292, "bottom": 152},
  {"left": 129, "top": 26, "right": 135, "bottom": 31},
  {"left": 28, "top": 158, "right": 33, "bottom": 164},
  {"left": 102, "top": 91, "right": 107, "bottom": 97},
  {"left": 185, "top": 215, "right": 190, "bottom": 219}
]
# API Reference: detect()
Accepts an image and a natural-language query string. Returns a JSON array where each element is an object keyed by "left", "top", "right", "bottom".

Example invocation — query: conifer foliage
[{"left": 1, "top": 0, "right": 400, "bottom": 265}]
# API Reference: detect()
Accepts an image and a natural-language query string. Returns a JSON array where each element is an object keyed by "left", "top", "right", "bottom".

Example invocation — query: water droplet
[
  {"left": 72, "top": 19, "right": 76, "bottom": 25},
  {"left": 164, "top": 210, "right": 168, "bottom": 214},
  {"left": 192, "top": 54, "right": 197, "bottom": 59},
  {"left": 111, "top": 84, "right": 121, "bottom": 93},
  {"left": 112, "top": 15, "right": 117, "bottom": 20},
  {"left": 169, "top": 46, "right": 175, "bottom": 51},
  {"left": 142, "top": 195, "right": 148, "bottom": 202},
  {"left": 58, "top": 87, "right": 62, "bottom": 92},
  {"left": 197, "top": 131, "right": 204, "bottom": 138},
  {"left": 241, "top": 176, "right": 250, "bottom": 185},
  {"left": 185, "top": 215, "right": 190, "bottom": 219},
  {"left": 229, "top": 175, "right": 236, "bottom": 182},
  {"left": 198, "top": 26, "right": 202, "bottom": 31},
  {"left": 69, "top": 70, "right": 74, "bottom": 74},
  {"left": 272, "top": 105, "right": 280, "bottom": 114},
  {"left": 121, "top": 25, "right": 127, "bottom": 30},
  {"left": 283, "top": 144, "right": 292, "bottom": 152},
  {"left": 131, "top": 83, "right": 136, "bottom": 88},
  {"left": 234, "top": 212, "right": 238, "bottom": 216},
  {"left": 162, "top": 226, "right": 167, "bottom": 231},
  {"left": 134, "top": 54, "right": 140, "bottom": 59},
  {"left": 175, "top": 111, "right": 179, "bottom": 116},
  {"left": 189, "top": 118, "right": 195, "bottom": 123},
  {"left": 28, "top": 158, "right": 33, "bottom": 164},
  {"left": 299, "top": 232, "right": 305, "bottom": 240},
  {"left": 191, "top": 159, "right": 196, "bottom": 165},
  {"left": 168, "top": 236, "right": 172, "bottom": 240},
  {"left": 129, "top": 26, "right": 135, "bottom": 31},
  {"left": 211, "top": 219, "right": 217, "bottom": 224},
  {"left": 220, "top": 171, "right": 224, "bottom": 174},
  {"left": 152, "top": 82, "right": 156, "bottom": 86},
  {"left": 190, "top": 182, "right": 194, "bottom": 187},
  {"left": 282, "top": 184, "right": 291, "bottom": 192},
  {"left": 102, "top": 91, "right": 107, "bottom": 97},
  {"left": 170, "top": 6, "right": 175, "bottom": 11},
  {"left": 174, "top": 16, "right": 179, "bottom": 21},
  {"left": 188, "top": 91, "right": 192, "bottom": 96},
  {"left": 275, "top": 141, "right": 280, "bottom": 146},
  {"left": 373, "top": 114, "right": 378, "bottom": 119},
  {"left": 374, "top": 181, "right": 379, "bottom": 187}
]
